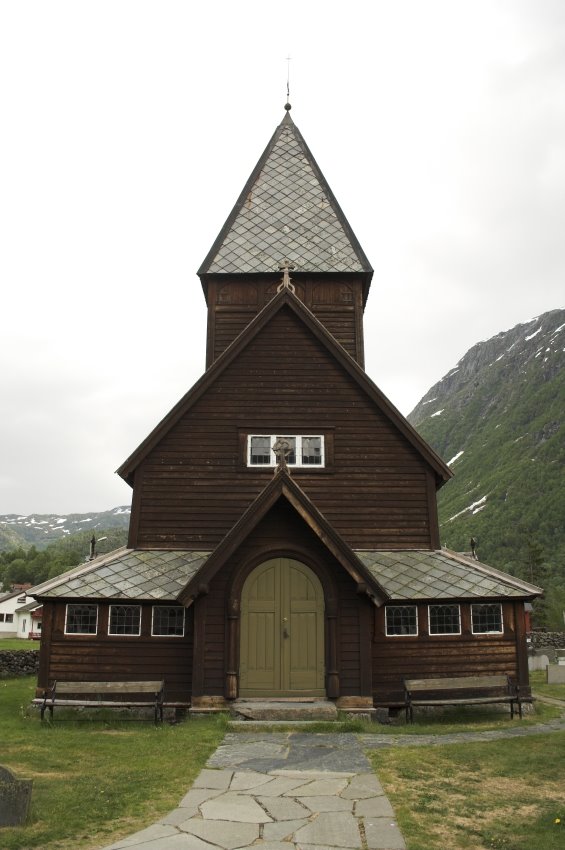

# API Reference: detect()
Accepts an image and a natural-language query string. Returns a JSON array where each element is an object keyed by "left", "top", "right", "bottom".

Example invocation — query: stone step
[{"left": 231, "top": 699, "right": 338, "bottom": 722}]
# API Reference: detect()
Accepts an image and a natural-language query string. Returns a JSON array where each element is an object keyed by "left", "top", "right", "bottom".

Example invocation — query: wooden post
[
  {"left": 326, "top": 598, "right": 339, "bottom": 698},
  {"left": 225, "top": 597, "right": 239, "bottom": 700}
]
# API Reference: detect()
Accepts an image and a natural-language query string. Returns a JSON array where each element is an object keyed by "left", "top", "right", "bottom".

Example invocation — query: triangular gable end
[
  {"left": 117, "top": 287, "right": 452, "bottom": 487},
  {"left": 198, "top": 111, "right": 373, "bottom": 302},
  {"left": 177, "top": 469, "right": 389, "bottom": 607}
]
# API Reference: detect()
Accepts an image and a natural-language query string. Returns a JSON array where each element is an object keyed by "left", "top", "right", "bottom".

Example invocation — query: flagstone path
[{"left": 100, "top": 714, "right": 565, "bottom": 850}]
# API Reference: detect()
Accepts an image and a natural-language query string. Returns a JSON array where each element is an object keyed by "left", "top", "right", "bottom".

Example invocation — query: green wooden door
[{"left": 239, "top": 558, "right": 325, "bottom": 697}]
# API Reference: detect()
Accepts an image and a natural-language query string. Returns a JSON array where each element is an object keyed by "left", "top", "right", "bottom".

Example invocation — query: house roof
[
  {"left": 198, "top": 110, "right": 373, "bottom": 297},
  {"left": 117, "top": 287, "right": 453, "bottom": 487},
  {"left": 30, "top": 544, "right": 541, "bottom": 604}
]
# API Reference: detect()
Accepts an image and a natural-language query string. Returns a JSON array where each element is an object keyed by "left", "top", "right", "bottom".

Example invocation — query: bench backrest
[
  {"left": 404, "top": 675, "right": 510, "bottom": 693},
  {"left": 53, "top": 681, "right": 163, "bottom": 695}
]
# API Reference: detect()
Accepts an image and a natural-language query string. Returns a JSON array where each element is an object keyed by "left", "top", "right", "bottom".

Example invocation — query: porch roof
[
  {"left": 357, "top": 548, "right": 542, "bottom": 600},
  {"left": 30, "top": 546, "right": 541, "bottom": 602}
]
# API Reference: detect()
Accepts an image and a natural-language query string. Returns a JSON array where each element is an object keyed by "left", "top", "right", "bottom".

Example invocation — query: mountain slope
[
  {"left": 0, "top": 507, "right": 131, "bottom": 551},
  {"left": 408, "top": 308, "right": 565, "bottom": 577}
]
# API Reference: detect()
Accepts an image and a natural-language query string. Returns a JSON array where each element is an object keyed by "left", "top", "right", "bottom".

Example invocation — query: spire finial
[{"left": 285, "top": 54, "right": 291, "bottom": 111}]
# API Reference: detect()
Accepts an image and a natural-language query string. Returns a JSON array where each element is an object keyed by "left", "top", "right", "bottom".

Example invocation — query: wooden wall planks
[{"left": 133, "top": 306, "right": 435, "bottom": 550}]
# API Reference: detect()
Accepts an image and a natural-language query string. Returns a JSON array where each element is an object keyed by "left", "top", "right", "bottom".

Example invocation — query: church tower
[{"left": 199, "top": 108, "right": 373, "bottom": 368}]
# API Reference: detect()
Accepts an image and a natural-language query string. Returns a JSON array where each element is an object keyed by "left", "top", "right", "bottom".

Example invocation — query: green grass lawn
[
  {"left": 0, "top": 677, "right": 226, "bottom": 850},
  {"left": 372, "top": 731, "right": 565, "bottom": 850},
  {"left": 0, "top": 639, "right": 39, "bottom": 651}
]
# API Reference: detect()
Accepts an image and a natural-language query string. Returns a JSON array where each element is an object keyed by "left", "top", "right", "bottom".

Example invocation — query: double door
[{"left": 239, "top": 558, "right": 325, "bottom": 696}]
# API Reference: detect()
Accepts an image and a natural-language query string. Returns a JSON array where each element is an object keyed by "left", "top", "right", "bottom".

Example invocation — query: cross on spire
[{"left": 277, "top": 259, "right": 296, "bottom": 294}]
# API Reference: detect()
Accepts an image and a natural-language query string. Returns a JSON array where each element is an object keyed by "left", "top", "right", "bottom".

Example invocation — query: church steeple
[
  {"left": 199, "top": 111, "right": 372, "bottom": 282},
  {"left": 199, "top": 109, "right": 373, "bottom": 368}
]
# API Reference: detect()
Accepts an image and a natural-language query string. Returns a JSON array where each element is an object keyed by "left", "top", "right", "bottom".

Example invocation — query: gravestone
[
  {"left": 528, "top": 653, "right": 549, "bottom": 672},
  {"left": 0, "top": 765, "right": 32, "bottom": 827},
  {"left": 547, "top": 665, "right": 565, "bottom": 685}
]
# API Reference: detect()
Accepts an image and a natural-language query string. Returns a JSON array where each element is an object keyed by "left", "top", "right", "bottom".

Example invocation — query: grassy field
[
  {"left": 1, "top": 676, "right": 226, "bottom": 850},
  {"left": 372, "top": 731, "right": 565, "bottom": 850}
]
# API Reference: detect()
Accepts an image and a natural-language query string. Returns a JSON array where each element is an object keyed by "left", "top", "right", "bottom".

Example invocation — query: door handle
[{"left": 282, "top": 617, "right": 289, "bottom": 639}]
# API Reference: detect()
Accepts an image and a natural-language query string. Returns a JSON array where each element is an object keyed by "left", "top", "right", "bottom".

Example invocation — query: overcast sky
[{"left": 1, "top": 1, "right": 564, "bottom": 515}]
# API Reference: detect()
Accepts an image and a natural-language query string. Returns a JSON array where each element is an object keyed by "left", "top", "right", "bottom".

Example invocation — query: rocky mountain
[
  {"left": 0, "top": 507, "right": 131, "bottom": 551},
  {"left": 408, "top": 308, "right": 565, "bottom": 579}
]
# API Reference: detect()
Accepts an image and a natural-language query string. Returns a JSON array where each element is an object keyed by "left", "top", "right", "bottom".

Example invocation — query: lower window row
[
  {"left": 65, "top": 604, "right": 184, "bottom": 636},
  {"left": 386, "top": 603, "right": 503, "bottom": 636}
]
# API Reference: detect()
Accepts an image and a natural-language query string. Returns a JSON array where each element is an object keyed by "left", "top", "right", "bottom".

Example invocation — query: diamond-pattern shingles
[
  {"left": 44, "top": 550, "right": 211, "bottom": 600},
  {"left": 356, "top": 550, "right": 533, "bottom": 600},
  {"left": 206, "top": 121, "right": 366, "bottom": 274}
]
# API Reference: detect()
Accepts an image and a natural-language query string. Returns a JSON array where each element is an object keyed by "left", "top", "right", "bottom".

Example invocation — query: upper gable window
[{"left": 247, "top": 435, "right": 324, "bottom": 468}]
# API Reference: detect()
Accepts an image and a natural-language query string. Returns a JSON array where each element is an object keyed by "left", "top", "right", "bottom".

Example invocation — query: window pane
[
  {"left": 386, "top": 605, "right": 418, "bottom": 636},
  {"left": 66, "top": 604, "right": 98, "bottom": 634},
  {"left": 302, "top": 436, "right": 322, "bottom": 465},
  {"left": 429, "top": 604, "right": 460, "bottom": 634},
  {"left": 471, "top": 603, "right": 503, "bottom": 634},
  {"left": 276, "top": 436, "right": 296, "bottom": 465},
  {"left": 152, "top": 606, "right": 185, "bottom": 636},
  {"left": 250, "top": 436, "right": 271, "bottom": 465},
  {"left": 109, "top": 605, "right": 141, "bottom": 636}
]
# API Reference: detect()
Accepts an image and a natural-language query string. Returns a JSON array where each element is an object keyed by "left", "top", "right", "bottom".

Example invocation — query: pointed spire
[{"left": 199, "top": 111, "right": 372, "bottom": 277}]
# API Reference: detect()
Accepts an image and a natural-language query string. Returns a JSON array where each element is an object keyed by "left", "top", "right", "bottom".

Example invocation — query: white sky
[{"left": 1, "top": 1, "right": 564, "bottom": 515}]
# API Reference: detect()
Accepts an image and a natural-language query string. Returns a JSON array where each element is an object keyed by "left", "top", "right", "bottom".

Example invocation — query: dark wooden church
[{"left": 32, "top": 106, "right": 541, "bottom": 714}]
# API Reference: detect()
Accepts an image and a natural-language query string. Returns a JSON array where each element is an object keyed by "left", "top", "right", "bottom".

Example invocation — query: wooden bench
[
  {"left": 403, "top": 675, "right": 522, "bottom": 723},
  {"left": 40, "top": 680, "right": 165, "bottom": 723}
]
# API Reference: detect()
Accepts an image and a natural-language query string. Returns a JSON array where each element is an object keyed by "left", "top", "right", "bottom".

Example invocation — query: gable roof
[
  {"left": 198, "top": 111, "right": 373, "bottom": 294},
  {"left": 117, "top": 286, "right": 453, "bottom": 487},
  {"left": 177, "top": 469, "right": 388, "bottom": 606}
]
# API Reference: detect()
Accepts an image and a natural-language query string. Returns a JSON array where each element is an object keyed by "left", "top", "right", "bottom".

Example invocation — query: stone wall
[
  {"left": 530, "top": 631, "right": 565, "bottom": 650},
  {"left": 0, "top": 650, "right": 39, "bottom": 677}
]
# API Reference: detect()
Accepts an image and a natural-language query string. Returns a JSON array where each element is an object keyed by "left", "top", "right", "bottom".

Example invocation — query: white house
[{"left": 0, "top": 590, "right": 42, "bottom": 639}]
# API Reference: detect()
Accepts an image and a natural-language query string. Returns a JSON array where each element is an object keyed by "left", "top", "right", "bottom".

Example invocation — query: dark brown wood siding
[
  {"left": 133, "top": 305, "right": 434, "bottom": 550},
  {"left": 371, "top": 601, "right": 528, "bottom": 705},
  {"left": 206, "top": 275, "right": 365, "bottom": 366},
  {"left": 36, "top": 602, "right": 194, "bottom": 704}
]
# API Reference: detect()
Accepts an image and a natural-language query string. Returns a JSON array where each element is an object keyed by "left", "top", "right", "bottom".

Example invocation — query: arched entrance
[{"left": 239, "top": 558, "right": 325, "bottom": 697}]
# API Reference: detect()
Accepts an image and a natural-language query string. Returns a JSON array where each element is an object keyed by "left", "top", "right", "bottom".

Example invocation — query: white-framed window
[
  {"left": 471, "top": 603, "right": 503, "bottom": 634},
  {"left": 65, "top": 603, "right": 98, "bottom": 635},
  {"left": 152, "top": 606, "right": 185, "bottom": 637},
  {"left": 385, "top": 605, "right": 418, "bottom": 636},
  {"left": 428, "top": 604, "right": 461, "bottom": 635},
  {"left": 108, "top": 605, "right": 141, "bottom": 636},
  {"left": 247, "top": 434, "right": 324, "bottom": 467}
]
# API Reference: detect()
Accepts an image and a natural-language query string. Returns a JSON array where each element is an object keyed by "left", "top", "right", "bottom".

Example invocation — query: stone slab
[
  {"left": 201, "top": 791, "right": 273, "bottom": 823},
  {"left": 192, "top": 769, "right": 233, "bottom": 789},
  {"left": 249, "top": 775, "right": 309, "bottom": 796},
  {"left": 258, "top": 795, "right": 311, "bottom": 821},
  {"left": 285, "top": 776, "right": 349, "bottom": 796},
  {"left": 297, "top": 794, "right": 354, "bottom": 812},
  {"left": 179, "top": 818, "right": 259, "bottom": 848},
  {"left": 262, "top": 817, "right": 309, "bottom": 841},
  {"left": 341, "top": 773, "right": 385, "bottom": 799},
  {"left": 294, "top": 811, "right": 362, "bottom": 847},
  {"left": 229, "top": 770, "right": 274, "bottom": 790},
  {"left": 364, "top": 816, "right": 407, "bottom": 850},
  {"left": 178, "top": 787, "right": 225, "bottom": 812},
  {"left": 355, "top": 796, "right": 395, "bottom": 817}
]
